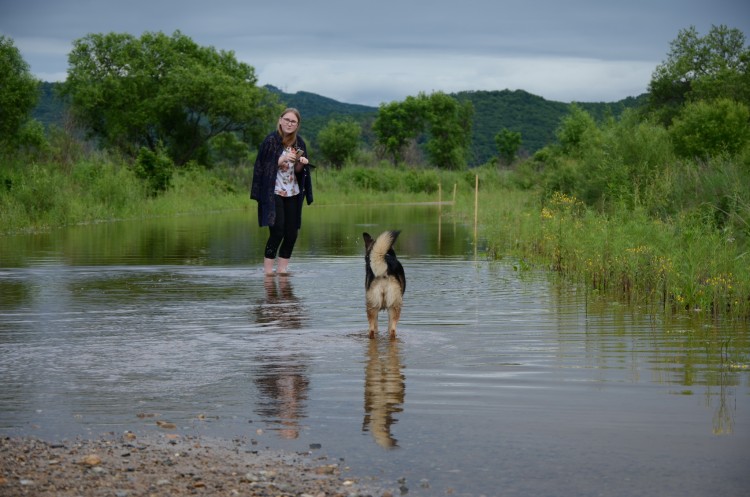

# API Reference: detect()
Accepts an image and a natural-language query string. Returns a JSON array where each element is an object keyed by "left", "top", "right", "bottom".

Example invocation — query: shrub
[
  {"left": 133, "top": 146, "right": 174, "bottom": 194},
  {"left": 670, "top": 98, "right": 750, "bottom": 160}
]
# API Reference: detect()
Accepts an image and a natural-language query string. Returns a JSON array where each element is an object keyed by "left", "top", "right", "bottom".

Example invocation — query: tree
[
  {"left": 495, "top": 128, "right": 522, "bottom": 166},
  {"left": 669, "top": 98, "right": 750, "bottom": 160},
  {"left": 372, "top": 96, "right": 424, "bottom": 165},
  {"left": 423, "top": 92, "right": 473, "bottom": 170},
  {"left": 373, "top": 92, "right": 472, "bottom": 169},
  {"left": 555, "top": 104, "right": 601, "bottom": 156},
  {"left": 61, "top": 30, "right": 280, "bottom": 166},
  {"left": 317, "top": 119, "right": 361, "bottom": 169},
  {"left": 0, "top": 35, "right": 40, "bottom": 153},
  {"left": 647, "top": 25, "right": 750, "bottom": 124}
]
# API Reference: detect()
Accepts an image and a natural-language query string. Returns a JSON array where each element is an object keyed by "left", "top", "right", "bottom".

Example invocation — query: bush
[
  {"left": 403, "top": 169, "right": 440, "bottom": 193},
  {"left": 318, "top": 119, "right": 362, "bottom": 169},
  {"left": 133, "top": 146, "right": 174, "bottom": 194},
  {"left": 670, "top": 98, "right": 750, "bottom": 160}
]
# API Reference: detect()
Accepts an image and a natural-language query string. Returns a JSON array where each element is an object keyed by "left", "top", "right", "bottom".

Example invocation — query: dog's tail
[{"left": 368, "top": 230, "right": 400, "bottom": 278}]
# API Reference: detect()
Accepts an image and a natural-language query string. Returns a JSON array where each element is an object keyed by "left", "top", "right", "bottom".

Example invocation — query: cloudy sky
[{"left": 2, "top": 0, "right": 748, "bottom": 107}]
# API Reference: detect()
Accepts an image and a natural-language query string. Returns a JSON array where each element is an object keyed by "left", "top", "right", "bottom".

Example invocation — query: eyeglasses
[{"left": 281, "top": 117, "right": 298, "bottom": 126}]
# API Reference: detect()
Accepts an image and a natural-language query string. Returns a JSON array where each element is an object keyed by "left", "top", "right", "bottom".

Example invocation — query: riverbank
[{"left": 0, "top": 433, "right": 396, "bottom": 497}]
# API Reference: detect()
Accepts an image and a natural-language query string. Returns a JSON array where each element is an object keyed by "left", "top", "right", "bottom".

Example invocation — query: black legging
[{"left": 264, "top": 194, "right": 301, "bottom": 259}]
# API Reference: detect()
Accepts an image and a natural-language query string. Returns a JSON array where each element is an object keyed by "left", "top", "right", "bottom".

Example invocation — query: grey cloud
[{"left": 1, "top": 0, "right": 748, "bottom": 105}]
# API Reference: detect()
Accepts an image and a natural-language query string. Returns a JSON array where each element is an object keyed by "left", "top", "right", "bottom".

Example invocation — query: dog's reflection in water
[
  {"left": 362, "top": 338, "right": 405, "bottom": 448},
  {"left": 253, "top": 275, "right": 308, "bottom": 439}
]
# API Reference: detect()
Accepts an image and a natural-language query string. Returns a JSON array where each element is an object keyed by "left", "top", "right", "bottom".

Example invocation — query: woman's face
[{"left": 279, "top": 112, "right": 299, "bottom": 135}]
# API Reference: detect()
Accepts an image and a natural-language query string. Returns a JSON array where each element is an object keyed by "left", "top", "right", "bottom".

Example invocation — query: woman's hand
[{"left": 279, "top": 152, "right": 295, "bottom": 166}]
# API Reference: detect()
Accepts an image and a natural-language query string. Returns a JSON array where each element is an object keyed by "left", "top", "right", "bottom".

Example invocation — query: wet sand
[{"left": 0, "top": 433, "right": 395, "bottom": 497}]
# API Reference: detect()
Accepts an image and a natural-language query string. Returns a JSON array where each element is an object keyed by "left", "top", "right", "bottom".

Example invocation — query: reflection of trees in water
[
  {"left": 252, "top": 275, "right": 309, "bottom": 439},
  {"left": 555, "top": 287, "right": 748, "bottom": 435},
  {"left": 363, "top": 338, "right": 405, "bottom": 448}
]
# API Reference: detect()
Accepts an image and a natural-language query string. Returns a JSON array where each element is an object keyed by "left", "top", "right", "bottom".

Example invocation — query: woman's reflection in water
[
  {"left": 363, "top": 338, "right": 405, "bottom": 448},
  {"left": 253, "top": 275, "right": 309, "bottom": 439}
]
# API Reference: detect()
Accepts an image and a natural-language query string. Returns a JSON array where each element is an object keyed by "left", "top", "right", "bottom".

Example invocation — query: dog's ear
[{"left": 363, "top": 232, "right": 374, "bottom": 251}]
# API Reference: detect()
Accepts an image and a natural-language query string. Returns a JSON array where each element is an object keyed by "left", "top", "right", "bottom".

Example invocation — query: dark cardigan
[{"left": 250, "top": 131, "right": 313, "bottom": 228}]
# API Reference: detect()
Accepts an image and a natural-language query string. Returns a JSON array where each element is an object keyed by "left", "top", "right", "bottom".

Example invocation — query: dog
[{"left": 363, "top": 231, "right": 406, "bottom": 339}]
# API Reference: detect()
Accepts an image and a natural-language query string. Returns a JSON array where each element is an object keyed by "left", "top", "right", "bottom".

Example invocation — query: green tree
[
  {"left": 373, "top": 92, "right": 472, "bottom": 169},
  {"left": 423, "top": 92, "right": 473, "bottom": 170},
  {"left": 495, "top": 128, "right": 522, "bottom": 166},
  {"left": 317, "top": 119, "right": 361, "bottom": 169},
  {"left": 372, "top": 96, "right": 424, "bottom": 165},
  {"left": 555, "top": 104, "right": 601, "bottom": 156},
  {"left": 61, "top": 30, "right": 280, "bottom": 166},
  {"left": 647, "top": 25, "right": 750, "bottom": 124},
  {"left": 669, "top": 98, "right": 750, "bottom": 160},
  {"left": 0, "top": 35, "right": 40, "bottom": 153}
]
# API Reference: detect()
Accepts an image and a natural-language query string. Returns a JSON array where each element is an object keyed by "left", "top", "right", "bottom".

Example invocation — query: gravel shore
[{"left": 0, "top": 432, "right": 396, "bottom": 497}]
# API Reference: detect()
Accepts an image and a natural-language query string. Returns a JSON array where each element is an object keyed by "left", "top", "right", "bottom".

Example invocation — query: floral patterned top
[{"left": 274, "top": 147, "right": 300, "bottom": 197}]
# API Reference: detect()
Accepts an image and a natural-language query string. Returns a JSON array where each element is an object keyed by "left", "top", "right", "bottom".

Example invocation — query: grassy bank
[
  {"left": 0, "top": 158, "right": 248, "bottom": 233},
  {"left": 1, "top": 157, "right": 748, "bottom": 320},
  {"left": 463, "top": 185, "right": 750, "bottom": 320}
]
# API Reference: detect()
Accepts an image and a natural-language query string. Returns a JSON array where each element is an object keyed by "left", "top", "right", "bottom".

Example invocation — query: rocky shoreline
[{"left": 0, "top": 432, "right": 396, "bottom": 497}]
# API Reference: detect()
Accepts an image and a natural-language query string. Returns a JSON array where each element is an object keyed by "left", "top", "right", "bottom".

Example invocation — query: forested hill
[
  {"left": 34, "top": 82, "right": 645, "bottom": 165},
  {"left": 453, "top": 89, "right": 646, "bottom": 163}
]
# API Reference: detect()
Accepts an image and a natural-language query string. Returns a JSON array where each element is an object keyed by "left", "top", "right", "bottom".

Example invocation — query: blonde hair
[{"left": 277, "top": 108, "right": 302, "bottom": 148}]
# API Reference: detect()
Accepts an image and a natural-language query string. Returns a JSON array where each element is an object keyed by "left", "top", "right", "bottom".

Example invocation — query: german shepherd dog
[{"left": 363, "top": 231, "right": 406, "bottom": 339}]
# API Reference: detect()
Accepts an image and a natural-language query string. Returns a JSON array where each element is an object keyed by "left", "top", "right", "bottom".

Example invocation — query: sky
[{"left": 2, "top": 0, "right": 749, "bottom": 107}]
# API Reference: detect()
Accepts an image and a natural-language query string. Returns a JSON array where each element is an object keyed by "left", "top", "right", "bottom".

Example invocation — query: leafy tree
[
  {"left": 669, "top": 98, "right": 750, "bottom": 160},
  {"left": 317, "top": 119, "right": 361, "bottom": 169},
  {"left": 61, "top": 30, "right": 280, "bottom": 166},
  {"left": 373, "top": 92, "right": 472, "bottom": 169},
  {"left": 555, "top": 105, "right": 601, "bottom": 156},
  {"left": 372, "top": 96, "right": 424, "bottom": 165},
  {"left": 423, "top": 92, "right": 473, "bottom": 170},
  {"left": 495, "top": 128, "right": 522, "bottom": 166},
  {"left": 0, "top": 35, "right": 40, "bottom": 153},
  {"left": 647, "top": 25, "right": 750, "bottom": 124}
]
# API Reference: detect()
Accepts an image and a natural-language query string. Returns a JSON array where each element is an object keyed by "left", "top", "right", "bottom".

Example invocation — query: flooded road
[{"left": 1, "top": 206, "right": 749, "bottom": 496}]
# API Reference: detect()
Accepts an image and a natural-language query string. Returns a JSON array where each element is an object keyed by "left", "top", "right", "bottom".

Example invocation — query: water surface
[{"left": 1, "top": 206, "right": 748, "bottom": 496}]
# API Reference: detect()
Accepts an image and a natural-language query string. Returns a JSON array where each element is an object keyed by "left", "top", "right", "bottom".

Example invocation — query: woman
[{"left": 251, "top": 108, "right": 314, "bottom": 275}]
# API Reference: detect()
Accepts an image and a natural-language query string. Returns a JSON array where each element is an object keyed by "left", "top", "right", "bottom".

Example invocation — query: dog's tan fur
[{"left": 363, "top": 231, "right": 406, "bottom": 339}]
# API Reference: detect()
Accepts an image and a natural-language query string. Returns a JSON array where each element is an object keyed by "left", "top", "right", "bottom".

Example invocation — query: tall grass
[
  {"left": 0, "top": 157, "right": 247, "bottom": 233},
  {"left": 470, "top": 185, "right": 750, "bottom": 320}
]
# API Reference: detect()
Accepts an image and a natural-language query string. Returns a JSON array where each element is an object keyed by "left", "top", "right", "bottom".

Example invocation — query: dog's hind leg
[
  {"left": 367, "top": 306, "right": 379, "bottom": 339},
  {"left": 387, "top": 305, "right": 401, "bottom": 339}
]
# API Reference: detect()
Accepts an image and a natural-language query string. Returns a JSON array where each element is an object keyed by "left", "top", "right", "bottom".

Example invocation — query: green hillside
[
  {"left": 33, "top": 82, "right": 645, "bottom": 166},
  {"left": 454, "top": 89, "right": 646, "bottom": 164}
]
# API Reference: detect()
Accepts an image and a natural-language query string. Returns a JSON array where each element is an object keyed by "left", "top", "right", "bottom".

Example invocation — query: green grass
[{"left": 462, "top": 186, "right": 750, "bottom": 320}]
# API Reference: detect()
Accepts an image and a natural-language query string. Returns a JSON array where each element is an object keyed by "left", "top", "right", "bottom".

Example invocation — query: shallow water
[{"left": 1, "top": 206, "right": 749, "bottom": 496}]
